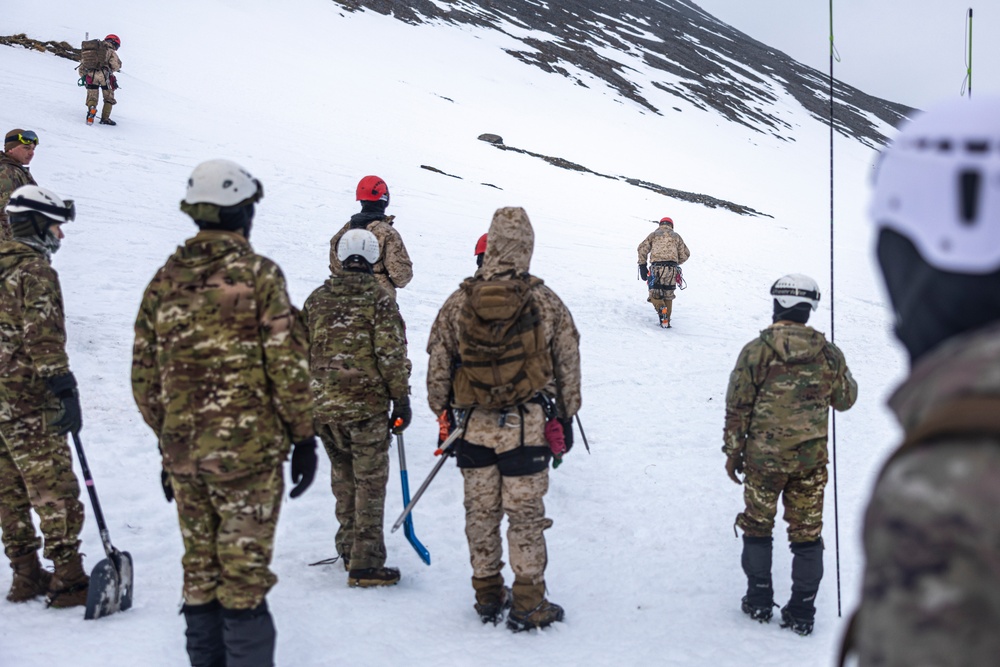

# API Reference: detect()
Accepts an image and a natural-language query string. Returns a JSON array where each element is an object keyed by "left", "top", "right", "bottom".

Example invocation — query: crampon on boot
[
  {"left": 474, "top": 584, "right": 512, "bottom": 625},
  {"left": 6, "top": 552, "right": 52, "bottom": 603},
  {"left": 741, "top": 596, "right": 777, "bottom": 623},
  {"left": 86, "top": 106, "right": 97, "bottom": 125},
  {"left": 348, "top": 566, "right": 400, "bottom": 588},
  {"left": 780, "top": 605, "right": 814, "bottom": 636},
  {"left": 659, "top": 306, "right": 671, "bottom": 328},
  {"left": 507, "top": 599, "right": 564, "bottom": 632}
]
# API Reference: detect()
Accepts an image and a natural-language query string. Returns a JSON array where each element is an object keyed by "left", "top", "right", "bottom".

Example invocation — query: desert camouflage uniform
[
  {"left": 636, "top": 223, "right": 690, "bottom": 321},
  {"left": 0, "top": 154, "right": 37, "bottom": 242},
  {"left": 329, "top": 214, "right": 413, "bottom": 300},
  {"left": 77, "top": 44, "right": 122, "bottom": 113},
  {"left": 853, "top": 324, "right": 1000, "bottom": 666},
  {"left": 427, "top": 206, "right": 581, "bottom": 611},
  {"left": 0, "top": 240, "right": 84, "bottom": 567},
  {"left": 724, "top": 322, "right": 857, "bottom": 541},
  {"left": 302, "top": 271, "right": 411, "bottom": 570},
  {"left": 131, "top": 230, "right": 314, "bottom": 609}
]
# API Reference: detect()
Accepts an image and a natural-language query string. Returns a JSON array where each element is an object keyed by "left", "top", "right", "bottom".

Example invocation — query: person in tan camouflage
[
  {"left": 77, "top": 34, "right": 122, "bottom": 126},
  {"left": 637, "top": 216, "right": 689, "bottom": 328},
  {"left": 427, "top": 206, "right": 581, "bottom": 632},
  {"left": 303, "top": 228, "right": 412, "bottom": 588},
  {"left": 846, "top": 97, "right": 1000, "bottom": 666},
  {"left": 328, "top": 175, "right": 413, "bottom": 301},
  {"left": 0, "top": 186, "right": 88, "bottom": 609},
  {"left": 0, "top": 129, "right": 40, "bottom": 242},
  {"left": 723, "top": 274, "right": 857, "bottom": 636},
  {"left": 131, "top": 160, "right": 316, "bottom": 667}
]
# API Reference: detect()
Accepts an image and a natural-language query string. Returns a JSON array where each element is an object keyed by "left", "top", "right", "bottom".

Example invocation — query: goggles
[
  {"left": 8, "top": 194, "right": 75, "bottom": 223},
  {"left": 7, "top": 131, "right": 39, "bottom": 147}
]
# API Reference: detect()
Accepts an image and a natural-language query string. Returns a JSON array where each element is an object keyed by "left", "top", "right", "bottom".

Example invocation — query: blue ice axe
[{"left": 394, "top": 429, "right": 430, "bottom": 565}]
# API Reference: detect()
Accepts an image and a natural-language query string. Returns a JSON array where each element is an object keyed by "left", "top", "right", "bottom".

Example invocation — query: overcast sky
[{"left": 693, "top": 0, "right": 999, "bottom": 111}]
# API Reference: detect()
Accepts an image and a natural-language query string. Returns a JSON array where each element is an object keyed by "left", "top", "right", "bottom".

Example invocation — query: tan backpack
[
  {"left": 452, "top": 276, "right": 553, "bottom": 410},
  {"left": 80, "top": 39, "right": 108, "bottom": 70}
]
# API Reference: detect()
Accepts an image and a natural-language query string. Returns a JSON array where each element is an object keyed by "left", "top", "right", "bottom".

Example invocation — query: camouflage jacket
[
  {"left": 723, "top": 322, "right": 857, "bottom": 473},
  {"left": 0, "top": 241, "right": 71, "bottom": 422},
  {"left": 0, "top": 154, "right": 38, "bottom": 242},
  {"left": 328, "top": 213, "right": 413, "bottom": 299},
  {"left": 131, "top": 230, "right": 314, "bottom": 478},
  {"left": 427, "top": 207, "right": 582, "bottom": 452},
  {"left": 637, "top": 224, "right": 690, "bottom": 266},
  {"left": 302, "top": 271, "right": 411, "bottom": 424}
]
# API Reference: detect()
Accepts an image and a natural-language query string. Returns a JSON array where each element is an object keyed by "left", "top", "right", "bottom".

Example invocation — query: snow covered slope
[{"left": 1, "top": 1, "right": 906, "bottom": 665}]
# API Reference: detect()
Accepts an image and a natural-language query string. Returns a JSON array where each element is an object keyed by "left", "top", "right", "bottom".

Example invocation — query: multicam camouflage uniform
[
  {"left": 302, "top": 271, "right": 411, "bottom": 571},
  {"left": 427, "top": 206, "right": 581, "bottom": 617},
  {"left": 329, "top": 214, "right": 412, "bottom": 300},
  {"left": 0, "top": 241, "right": 85, "bottom": 570},
  {"left": 724, "top": 322, "right": 857, "bottom": 541},
  {"left": 0, "top": 154, "right": 37, "bottom": 242},
  {"left": 636, "top": 222, "right": 690, "bottom": 323},
  {"left": 131, "top": 230, "right": 314, "bottom": 610},
  {"left": 854, "top": 324, "right": 1000, "bottom": 666}
]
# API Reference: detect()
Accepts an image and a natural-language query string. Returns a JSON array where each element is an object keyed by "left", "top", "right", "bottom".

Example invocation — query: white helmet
[
  {"left": 6, "top": 185, "right": 75, "bottom": 222},
  {"left": 771, "top": 274, "right": 820, "bottom": 311},
  {"left": 337, "top": 229, "right": 379, "bottom": 265},
  {"left": 871, "top": 95, "right": 1000, "bottom": 274},
  {"left": 183, "top": 159, "right": 262, "bottom": 207}
]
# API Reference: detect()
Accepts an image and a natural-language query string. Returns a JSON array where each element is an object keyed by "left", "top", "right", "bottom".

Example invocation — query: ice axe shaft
[
  {"left": 391, "top": 420, "right": 466, "bottom": 533},
  {"left": 575, "top": 413, "right": 591, "bottom": 453},
  {"left": 395, "top": 428, "right": 430, "bottom": 564}
]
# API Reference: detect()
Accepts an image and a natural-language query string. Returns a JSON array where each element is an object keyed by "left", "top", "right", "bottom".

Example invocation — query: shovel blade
[{"left": 84, "top": 549, "right": 134, "bottom": 620}]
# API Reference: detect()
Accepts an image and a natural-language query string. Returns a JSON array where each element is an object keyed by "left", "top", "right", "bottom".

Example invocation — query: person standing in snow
[
  {"left": 328, "top": 176, "right": 413, "bottom": 301},
  {"left": 846, "top": 96, "right": 1000, "bottom": 665},
  {"left": 77, "top": 34, "right": 122, "bottom": 126},
  {"left": 131, "top": 159, "right": 317, "bottom": 666},
  {"left": 723, "top": 274, "right": 857, "bottom": 636},
  {"left": 0, "top": 129, "right": 40, "bottom": 242},
  {"left": 303, "top": 228, "right": 412, "bottom": 588},
  {"left": 637, "top": 216, "right": 689, "bottom": 328},
  {"left": 427, "top": 206, "right": 581, "bottom": 631},
  {"left": 0, "top": 186, "right": 89, "bottom": 608}
]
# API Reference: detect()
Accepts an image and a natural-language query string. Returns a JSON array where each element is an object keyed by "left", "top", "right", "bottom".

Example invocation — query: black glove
[
  {"left": 289, "top": 436, "right": 318, "bottom": 499},
  {"left": 161, "top": 469, "right": 174, "bottom": 503},
  {"left": 390, "top": 397, "right": 412, "bottom": 434},
  {"left": 45, "top": 372, "right": 82, "bottom": 435},
  {"left": 638, "top": 264, "right": 649, "bottom": 281},
  {"left": 725, "top": 452, "right": 744, "bottom": 485},
  {"left": 559, "top": 418, "right": 574, "bottom": 453}
]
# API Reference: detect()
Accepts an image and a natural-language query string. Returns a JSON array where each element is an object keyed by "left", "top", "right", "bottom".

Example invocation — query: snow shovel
[
  {"left": 70, "top": 432, "right": 134, "bottom": 620},
  {"left": 394, "top": 427, "right": 430, "bottom": 565}
]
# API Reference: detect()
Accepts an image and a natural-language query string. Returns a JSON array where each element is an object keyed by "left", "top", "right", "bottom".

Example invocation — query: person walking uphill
[
  {"left": 77, "top": 34, "right": 122, "bottom": 126},
  {"left": 0, "top": 129, "right": 40, "bottom": 242},
  {"left": 0, "top": 186, "right": 88, "bottom": 609},
  {"left": 131, "top": 160, "right": 317, "bottom": 667},
  {"left": 846, "top": 96, "right": 1000, "bottom": 667},
  {"left": 303, "top": 228, "right": 412, "bottom": 588},
  {"left": 723, "top": 274, "right": 856, "bottom": 637},
  {"left": 427, "top": 206, "right": 582, "bottom": 632},
  {"left": 637, "top": 216, "right": 689, "bottom": 328},
  {"left": 329, "top": 176, "right": 413, "bottom": 301}
]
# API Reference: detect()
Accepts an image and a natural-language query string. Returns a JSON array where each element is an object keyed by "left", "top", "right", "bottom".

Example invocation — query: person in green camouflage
[
  {"left": 131, "top": 160, "right": 317, "bottom": 667},
  {"left": 303, "top": 228, "right": 412, "bottom": 588},
  {"left": 0, "top": 129, "right": 40, "bottom": 242},
  {"left": 723, "top": 274, "right": 857, "bottom": 636},
  {"left": 0, "top": 185, "right": 88, "bottom": 609}
]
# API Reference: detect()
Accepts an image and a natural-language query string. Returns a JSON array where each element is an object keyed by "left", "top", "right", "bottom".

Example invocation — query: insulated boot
[
  {"left": 507, "top": 580, "right": 564, "bottom": 632},
  {"left": 99, "top": 102, "right": 116, "bottom": 126},
  {"left": 6, "top": 552, "right": 52, "bottom": 603},
  {"left": 348, "top": 566, "right": 400, "bottom": 588},
  {"left": 472, "top": 574, "right": 512, "bottom": 625},
  {"left": 659, "top": 306, "right": 671, "bottom": 328},
  {"left": 740, "top": 535, "right": 774, "bottom": 623},
  {"left": 222, "top": 601, "right": 275, "bottom": 667},
  {"left": 86, "top": 106, "right": 97, "bottom": 125},
  {"left": 780, "top": 539, "right": 823, "bottom": 636},
  {"left": 183, "top": 599, "right": 226, "bottom": 667},
  {"left": 46, "top": 553, "right": 89, "bottom": 608}
]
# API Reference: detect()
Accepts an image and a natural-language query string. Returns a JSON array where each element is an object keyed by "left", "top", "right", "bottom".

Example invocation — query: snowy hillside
[{"left": 1, "top": 1, "right": 907, "bottom": 665}]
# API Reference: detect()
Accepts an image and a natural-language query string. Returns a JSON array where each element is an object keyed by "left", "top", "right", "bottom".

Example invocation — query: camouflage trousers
[
  {"left": 317, "top": 415, "right": 390, "bottom": 571},
  {"left": 737, "top": 465, "right": 827, "bottom": 542},
  {"left": 855, "top": 443, "right": 1000, "bottom": 666},
  {"left": 0, "top": 411, "right": 84, "bottom": 564},
  {"left": 462, "top": 465, "right": 552, "bottom": 586},
  {"left": 171, "top": 465, "right": 284, "bottom": 609}
]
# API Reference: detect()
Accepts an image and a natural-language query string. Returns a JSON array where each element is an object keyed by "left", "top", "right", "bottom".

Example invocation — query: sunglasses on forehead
[{"left": 7, "top": 131, "right": 39, "bottom": 147}]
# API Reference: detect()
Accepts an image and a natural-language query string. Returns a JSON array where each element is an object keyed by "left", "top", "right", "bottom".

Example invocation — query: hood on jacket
[
  {"left": 759, "top": 323, "right": 827, "bottom": 363},
  {"left": 481, "top": 206, "right": 533, "bottom": 280},
  {"left": 163, "top": 230, "right": 250, "bottom": 283},
  {"left": 0, "top": 239, "right": 47, "bottom": 272}
]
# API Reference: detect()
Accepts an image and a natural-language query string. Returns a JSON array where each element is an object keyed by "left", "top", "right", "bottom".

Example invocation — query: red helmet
[
  {"left": 356, "top": 175, "right": 389, "bottom": 203},
  {"left": 474, "top": 233, "right": 488, "bottom": 255},
  {"left": 105, "top": 34, "right": 121, "bottom": 49},
  {"left": 659, "top": 216, "right": 674, "bottom": 227}
]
